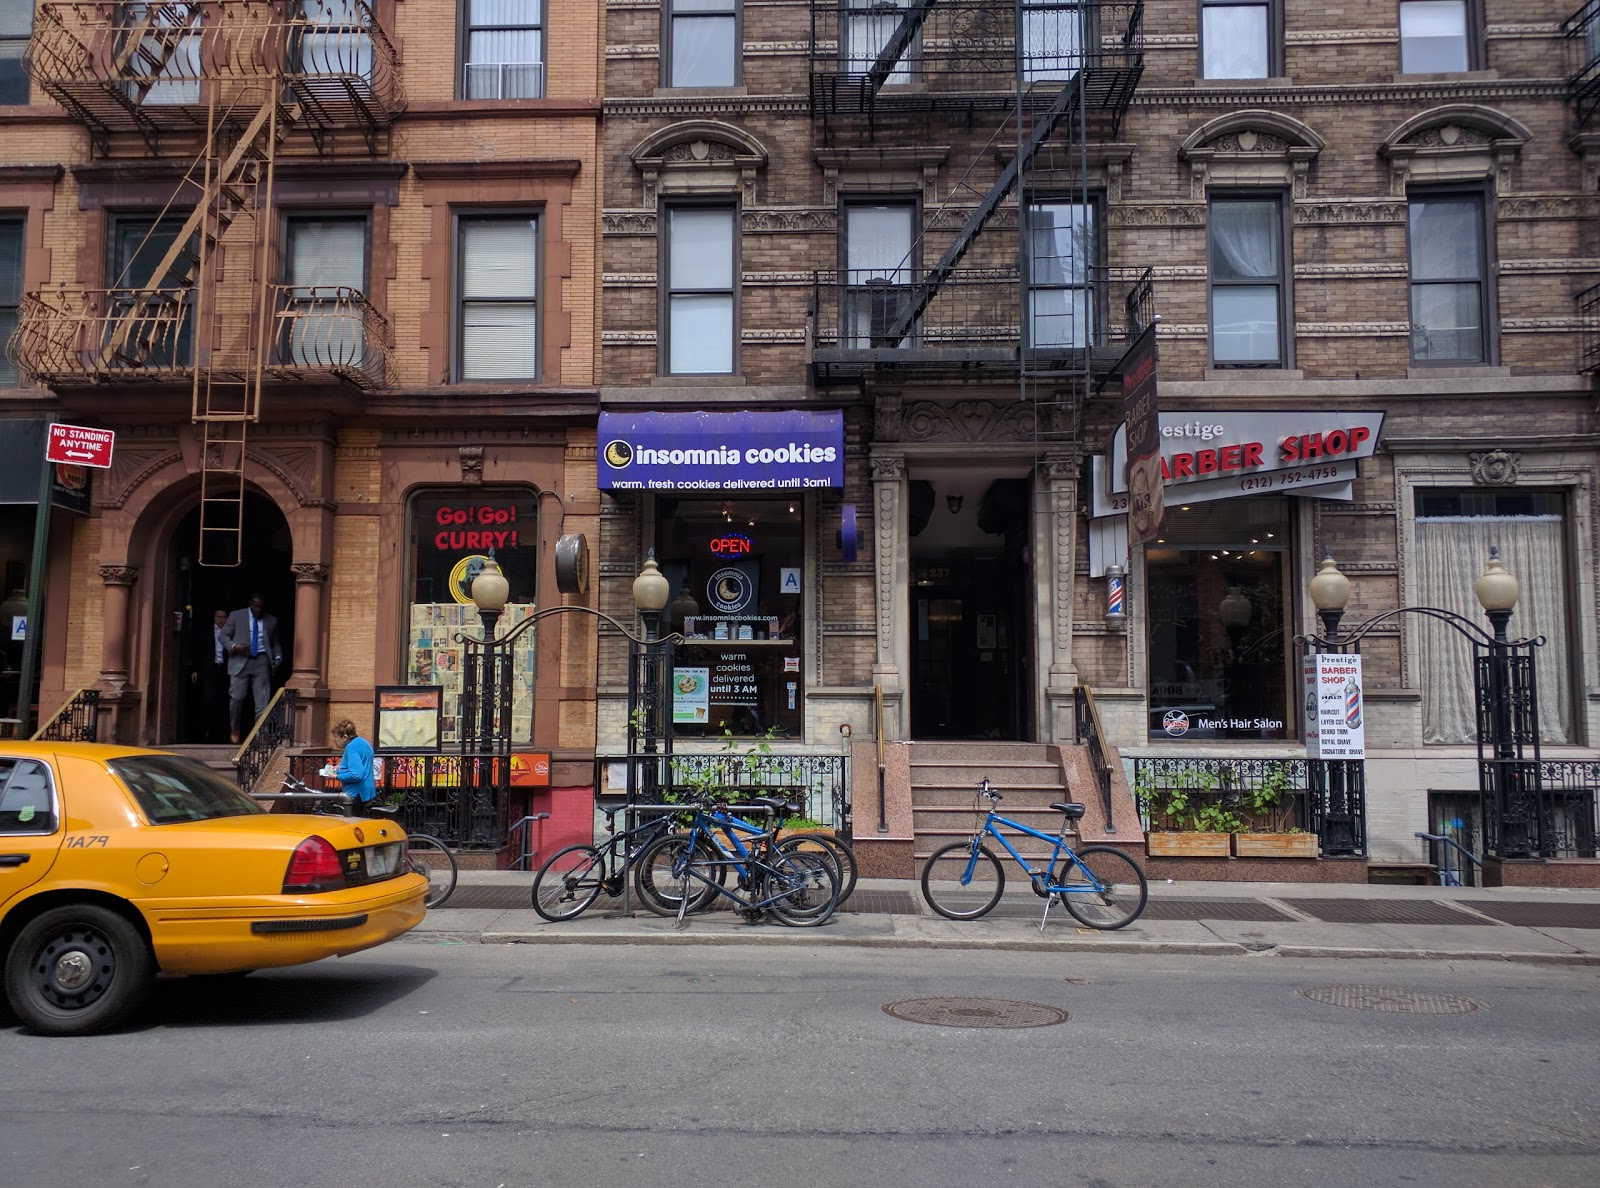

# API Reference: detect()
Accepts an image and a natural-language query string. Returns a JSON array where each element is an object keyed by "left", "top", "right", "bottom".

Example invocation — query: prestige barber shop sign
[{"left": 598, "top": 410, "right": 845, "bottom": 491}]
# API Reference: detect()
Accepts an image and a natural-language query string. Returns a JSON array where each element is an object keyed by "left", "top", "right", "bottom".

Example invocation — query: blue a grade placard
[{"left": 598, "top": 410, "right": 844, "bottom": 492}]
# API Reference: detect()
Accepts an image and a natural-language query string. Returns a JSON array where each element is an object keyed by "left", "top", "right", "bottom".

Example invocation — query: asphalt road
[{"left": 3, "top": 941, "right": 1597, "bottom": 1187}]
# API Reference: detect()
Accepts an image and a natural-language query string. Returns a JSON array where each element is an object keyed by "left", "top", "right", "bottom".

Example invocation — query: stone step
[
  {"left": 160, "top": 744, "right": 238, "bottom": 774},
  {"left": 911, "top": 783, "right": 1074, "bottom": 806},
  {"left": 908, "top": 762, "right": 1064, "bottom": 788},
  {"left": 909, "top": 741, "right": 1055, "bottom": 764}
]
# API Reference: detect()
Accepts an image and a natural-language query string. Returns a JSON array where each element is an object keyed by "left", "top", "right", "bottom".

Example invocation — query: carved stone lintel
[
  {"left": 98, "top": 565, "right": 139, "bottom": 587},
  {"left": 459, "top": 445, "right": 485, "bottom": 485},
  {"left": 291, "top": 562, "right": 331, "bottom": 585},
  {"left": 1469, "top": 449, "right": 1520, "bottom": 486}
]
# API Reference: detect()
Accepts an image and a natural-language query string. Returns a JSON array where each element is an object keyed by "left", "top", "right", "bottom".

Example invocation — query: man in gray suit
[{"left": 221, "top": 594, "right": 283, "bottom": 744}]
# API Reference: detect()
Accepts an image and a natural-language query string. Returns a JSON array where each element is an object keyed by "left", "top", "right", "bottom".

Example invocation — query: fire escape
[
  {"left": 808, "top": 0, "right": 1153, "bottom": 434},
  {"left": 1564, "top": 2, "right": 1600, "bottom": 381},
  {"left": 14, "top": 2, "right": 401, "bottom": 566}
]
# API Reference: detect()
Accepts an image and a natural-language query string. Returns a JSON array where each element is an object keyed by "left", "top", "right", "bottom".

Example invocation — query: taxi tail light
[{"left": 283, "top": 836, "right": 345, "bottom": 894}]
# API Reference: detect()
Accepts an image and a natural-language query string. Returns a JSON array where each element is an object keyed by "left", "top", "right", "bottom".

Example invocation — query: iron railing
[
  {"left": 1414, "top": 831, "right": 1483, "bottom": 887},
  {"left": 1577, "top": 282, "right": 1600, "bottom": 375},
  {"left": 30, "top": 687, "right": 99, "bottom": 741},
  {"left": 808, "top": 0, "right": 1144, "bottom": 120},
  {"left": 1565, "top": 0, "right": 1600, "bottom": 125},
  {"left": 1133, "top": 756, "right": 1313, "bottom": 836},
  {"left": 234, "top": 687, "right": 297, "bottom": 791},
  {"left": 287, "top": 750, "right": 514, "bottom": 849},
  {"left": 1521, "top": 760, "right": 1600, "bottom": 860},
  {"left": 665, "top": 753, "right": 849, "bottom": 833},
  {"left": 269, "top": 285, "right": 393, "bottom": 388},
  {"left": 25, "top": 1, "right": 404, "bottom": 143},
  {"left": 1072, "top": 686, "right": 1116, "bottom": 833}
]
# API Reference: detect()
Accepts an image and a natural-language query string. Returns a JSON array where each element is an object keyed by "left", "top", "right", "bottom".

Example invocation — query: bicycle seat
[
  {"left": 365, "top": 804, "right": 399, "bottom": 818},
  {"left": 599, "top": 803, "right": 626, "bottom": 820},
  {"left": 749, "top": 796, "right": 802, "bottom": 817},
  {"left": 1051, "top": 802, "right": 1087, "bottom": 820}
]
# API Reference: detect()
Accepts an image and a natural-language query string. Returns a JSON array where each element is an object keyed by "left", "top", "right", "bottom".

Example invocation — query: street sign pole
[{"left": 17, "top": 426, "right": 55, "bottom": 736}]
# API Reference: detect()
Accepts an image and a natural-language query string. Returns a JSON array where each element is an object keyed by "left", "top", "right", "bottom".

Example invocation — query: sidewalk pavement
[{"left": 408, "top": 871, "right": 1600, "bottom": 965}]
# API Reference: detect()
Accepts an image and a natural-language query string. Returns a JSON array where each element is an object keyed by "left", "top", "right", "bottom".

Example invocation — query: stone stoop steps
[
  {"left": 159, "top": 743, "right": 240, "bottom": 778},
  {"left": 912, "top": 741, "right": 1091, "bottom": 878}
]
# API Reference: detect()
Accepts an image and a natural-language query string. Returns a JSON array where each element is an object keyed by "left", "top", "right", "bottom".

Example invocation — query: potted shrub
[
  {"left": 1142, "top": 767, "right": 1232, "bottom": 857},
  {"left": 1231, "top": 763, "right": 1320, "bottom": 858}
]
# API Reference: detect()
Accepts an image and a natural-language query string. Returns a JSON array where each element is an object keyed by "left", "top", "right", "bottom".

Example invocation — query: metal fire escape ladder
[
  {"left": 867, "top": 0, "right": 938, "bottom": 92},
  {"left": 884, "top": 70, "right": 1084, "bottom": 344},
  {"left": 112, "top": 3, "right": 197, "bottom": 103}
]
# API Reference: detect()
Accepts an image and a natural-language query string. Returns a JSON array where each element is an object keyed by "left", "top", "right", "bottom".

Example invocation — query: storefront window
[
  {"left": 1146, "top": 499, "right": 1291, "bottom": 740},
  {"left": 406, "top": 489, "right": 538, "bottom": 746},
  {"left": 659, "top": 496, "right": 804, "bottom": 738}
]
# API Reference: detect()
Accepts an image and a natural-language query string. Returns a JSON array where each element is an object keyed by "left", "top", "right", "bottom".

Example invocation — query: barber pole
[{"left": 1105, "top": 565, "right": 1126, "bottom": 621}]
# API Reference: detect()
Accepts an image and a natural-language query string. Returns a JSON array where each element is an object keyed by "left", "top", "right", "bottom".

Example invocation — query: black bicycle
[{"left": 531, "top": 802, "right": 709, "bottom": 921}]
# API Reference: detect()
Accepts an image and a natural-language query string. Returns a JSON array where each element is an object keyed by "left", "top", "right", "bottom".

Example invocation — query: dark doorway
[
  {"left": 908, "top": 474, "right": 1032, "bottom": 740},
  {"left": 166, "top": 493, "right": 295, "bottom": 744}
]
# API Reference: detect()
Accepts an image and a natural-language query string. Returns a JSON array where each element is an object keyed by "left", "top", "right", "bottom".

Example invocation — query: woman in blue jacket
[{"left": 329, "top": 718, "right": 377, "bottom": 811}]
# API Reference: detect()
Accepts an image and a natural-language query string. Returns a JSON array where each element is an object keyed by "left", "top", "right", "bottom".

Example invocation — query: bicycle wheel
[
  {"left": 406, "top": 834, "right": 459, "bottom": 909},
  {"left": 778, "top": 833, "right": 858, "bottom": 907},
  {"left": 532, "top": 845, "right": 607, "bottom": 922},
  {"left": 920, "top": 841, "right": 1005, "bottom": 920},
  {"left": 764, "top": 849, "right": 840, "bottom": 927},
  {"left": 1057, "top": 845, "right": 1148, "bottom": 930},
  {"left": 633, "top": 834, "right": 723, "bottom": 918}
]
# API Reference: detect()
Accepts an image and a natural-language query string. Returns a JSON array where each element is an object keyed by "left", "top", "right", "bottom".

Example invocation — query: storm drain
[
  {"left": 882, "top": 997, "right": 1069, "bottom": 1029},
  {"left": 1286, "top": 899, "right": 1482, "bottom": 925},
  {"left": 1297, "top": 985, "right": 1486, "bottom": 1014}
]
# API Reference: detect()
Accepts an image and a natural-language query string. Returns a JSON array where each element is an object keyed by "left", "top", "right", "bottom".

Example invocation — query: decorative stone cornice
[
  {"left": 631, "top": 120, "right": 770, "bottom": 205},
  {"left": 98, "top": 565, "right": 139, "bottom": 587},
  {"left": 1468, "top": 450, "right": 1521, "bottom": 486},
  {"left": 1379, "top": 104, "right": 1531, "bottom": 194},
  {"left": 1180, "top": 110, "right": 1325, "bottom": 199},
  {"left": 291, "top": 563, "right": 331, "bottom": 584}
]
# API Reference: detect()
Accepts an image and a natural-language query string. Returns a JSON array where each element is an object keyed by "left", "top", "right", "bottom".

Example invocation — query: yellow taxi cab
[{"left": 0, "top": 742, "right": 428, "bottom": 1036}]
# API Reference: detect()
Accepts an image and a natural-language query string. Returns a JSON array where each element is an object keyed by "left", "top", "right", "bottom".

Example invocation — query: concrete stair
[
  {"left": 160, "top": 743, "right": 239, "bottom": 777},
  {"left": 910, "top": 741, "right": 1080, "bottom": 864}
]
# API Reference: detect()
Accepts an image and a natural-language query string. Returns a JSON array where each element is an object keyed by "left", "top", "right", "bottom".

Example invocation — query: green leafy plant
[
  {"left": 1195, "top": 803, "right": 1243, "bottom": 834},
  {"left": 1241, "top": 763, "right": 1294, "bottom": 832}
]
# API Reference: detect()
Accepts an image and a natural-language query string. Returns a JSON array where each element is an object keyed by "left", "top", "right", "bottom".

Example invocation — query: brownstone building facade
[
  {"left": 1, "top": 2, "right": 606, "bottom": 802},
  {"left": 597, "top": 1, "right": 1600, "bottom": 877}
]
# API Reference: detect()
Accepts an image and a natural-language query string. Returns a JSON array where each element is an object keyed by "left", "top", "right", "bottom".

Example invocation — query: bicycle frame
[
  {"left": 959, "top": 809, "right": 1109, "bottom": 896},
  {"left": 672, "top": 809, "right": 808, "bottom": 918}
]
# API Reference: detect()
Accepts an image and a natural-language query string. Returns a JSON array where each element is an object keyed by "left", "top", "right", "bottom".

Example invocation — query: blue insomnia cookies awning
[{"left": 598, "top": 410, "right": 844, "bottom": 492}]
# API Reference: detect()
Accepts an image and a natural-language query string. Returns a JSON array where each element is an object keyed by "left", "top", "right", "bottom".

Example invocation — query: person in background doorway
[
  {"left": 326, "top": 718, "right": 377, "bottom": 812},
  {"left": 192, "top": 609, "right": 230, "bottom": 742},
  {"left": 221, "top": 594, "right": 283, "bottom": 743}
]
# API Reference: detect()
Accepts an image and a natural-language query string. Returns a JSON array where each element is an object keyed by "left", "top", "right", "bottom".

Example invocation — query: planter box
[
  {"left": 1233, "top": 832, "right": 1319, "bottom": 859},
  {"left": 1146, "top": 832, "right": 1231, "bottom": 858}
]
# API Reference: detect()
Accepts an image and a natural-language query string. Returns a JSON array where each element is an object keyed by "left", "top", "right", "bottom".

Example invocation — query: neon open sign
[{"left": 708, "top": 533, "right": 753, "bottom": 557}]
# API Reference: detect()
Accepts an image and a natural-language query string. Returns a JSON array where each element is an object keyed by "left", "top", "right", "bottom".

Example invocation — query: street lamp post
[
  {"left": 469, "top": 552, "right": 511, "bottom": 758},
  {"left": 1307, "top": 553, "right": 1356, "bottom": 855},
  {"left": 1474, "top": 546, "right": 1527, "bottom": 858},
  {"left": 629, "top": 551, "right": 671, "bottom": 802}
]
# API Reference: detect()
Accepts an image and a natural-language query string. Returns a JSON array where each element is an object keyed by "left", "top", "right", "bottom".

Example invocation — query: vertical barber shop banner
[{"left": 1120, "top": 324, "right": 1164, "bottom": 547}]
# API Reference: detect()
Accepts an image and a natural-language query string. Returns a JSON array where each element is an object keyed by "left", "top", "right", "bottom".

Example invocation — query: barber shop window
[
  {"left": 658, "top": 497, "right": 805, "bottom": 737},
  {"left": 405, "top": 488, "right": 539, "bottom": 746},
  {"left": 1145, "top": 499, "right": 1292, "bottom": 741}
]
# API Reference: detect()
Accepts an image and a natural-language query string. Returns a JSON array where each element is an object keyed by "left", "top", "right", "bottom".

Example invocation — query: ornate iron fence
[
  {"left": 1133, "top": 756, "right": 1312, "bottom": 836},
  {"left": 1529, "top": 761, "right": 1600, "bottom": 859},
  {"left": 665, "top": 752, "right": 849, "bottom": 833},
  {"left": 287, "top": 751, "right": 509, "bottom": 849},
  {"left": 30, "top": 687, "right": 99, "bottom": 741}
]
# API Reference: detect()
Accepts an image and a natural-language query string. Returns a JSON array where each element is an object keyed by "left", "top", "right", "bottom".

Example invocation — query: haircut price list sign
[{"left": 1302, "top": 653, "right": 1366, "bottom": 760}]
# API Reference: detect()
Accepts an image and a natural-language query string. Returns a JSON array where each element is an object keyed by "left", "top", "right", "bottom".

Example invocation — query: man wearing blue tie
[{"left": 220, "top": 593, "right": 284, "bottom": 744}]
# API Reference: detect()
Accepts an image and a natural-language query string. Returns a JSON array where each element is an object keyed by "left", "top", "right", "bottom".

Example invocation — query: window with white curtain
[
  {"left": 1208, "top": 195, "right": 1287, "bottom": 366},
  {"left": 1200, "top": 0, "right": 1278, "bottom": 79},
  {"left": 1399, "top": 0, "right": 1473, "bottom": 73},
  {"left": 0, "top": 219, "right": 20, "bottom": 385},
  {"left": 0, "top": 1, "right": 32, "bottom": 104},
  {"left": 284, "top": 216, "right": 367, "bottom": 367},
  {"left": 457, "top": 215, "right": 538, "bottom": 381},
  {"left": 1021, "top": 1, "right": 1086, "bottom": 83},
  {"left": 1408, "top": 192, "right": 1488, "bottom": 364},
  {"left": 1414, "top": 490, "right": 1571, "bottom": 745},
  {"left": 463, "top": 0, "right": 544, "bottom": 99},
  {"left": 843, "top": 0, "right": 918, "bottom": 85},
  {"left": 844, "top": 202, "right": 915, "bottom": 348},
  {"left": 1027, "top": 199, "right": 1096, "bottom": 348},
  {"left": 664, "top": 206, "right": 736, "bottom": 374},
  {"left": 667, "top": 0, "right": 738, "bottom": 88}
]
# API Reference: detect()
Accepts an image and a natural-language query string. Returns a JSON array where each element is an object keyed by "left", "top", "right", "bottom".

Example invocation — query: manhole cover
[
  {"left": 882, "top": 997, "right": 1069, "bottom": 1028},
  {"left": 1298, "top": 985, "right": 1485, "bottom": 1014}
]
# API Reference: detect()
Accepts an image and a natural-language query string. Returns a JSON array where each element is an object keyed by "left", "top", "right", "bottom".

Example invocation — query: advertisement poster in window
[
  {"left": 672, "top": 666, "right": 711, "bottom": 725},
  {"left": 374, "top": 686, "right": 444, "bottom": 753}
]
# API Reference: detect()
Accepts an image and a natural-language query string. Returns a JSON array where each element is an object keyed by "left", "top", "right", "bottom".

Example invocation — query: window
[
  {"left": 0, "top": 758, "right": 56, "bottom": 834},
  {"left": 456, "top": 215, "right": 538, "bottom": 381},
  {"left": 1399, "top": 1, "right": 1472, "bottom": 73},
  {"left": 1021, "top": 2, "right": 1086, "bottom": 83},
  {"left": 1414, "top": 489, "right": 1571, "bottom": 744},
  {"left": 109, "top": 215, "right": 196, "bottom": 368},
  {"left": 1408, "top": 193, "right": 1487, "bottom": 364},
  {"left": 0, "top": 1, "right": 31, "bottom": 104},
  {"left": 843, "top": 0, "right": 917, "bottom": 85},
  {"left": 120, "top": 3, "right": 202, "bottom": 105},
  {"left": 109, "top": 755, "right": 262, "bottom": 824},
  {"left": 1145, "top": 500, "right": 1292, "bottom": 741},
  {"left": 664, "top": 206, "right": 736, "bottom": 374},
  {"left": 667, "top": 0, "right": 738, "bottom": 88},
  {"left": 1200, "top": 0, "right": 1278, "bottom": 79},
  {"left": 295, "top": 0, "right": 373, "bottom": 79},
  {"left": 843, "top": 201, "right": 914, "bottom": 348},
  {"left": 1208, "top": 196, "right": 1287, "bottom": 366},
  {"left": 0, "top": 219, "right": 21, "bottom": 386},
  {"left": 1027, "top": 199, "right": 1096, "bottom": 348},
  {"left": 283, "top": 216, "right": 367, "bottom": 368},
  {"left": 463, "top": 0, "right": 544, "bottom": 99}
]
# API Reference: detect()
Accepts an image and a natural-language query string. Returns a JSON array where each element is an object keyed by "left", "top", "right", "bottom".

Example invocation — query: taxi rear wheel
[{"left": 5, "top": 905, "right": 155, "bottom": 1037}]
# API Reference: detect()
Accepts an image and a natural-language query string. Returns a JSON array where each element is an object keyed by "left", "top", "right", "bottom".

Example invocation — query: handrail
[
  {"left": 233, "top": 686, "right": 298, "bottom": 790},
  {"left": 30, "top": 686, "right": 99, "bottom": 741},
  {"left": 1414, "top": 831, "right": 1483, "bottom": 887},
  {"left": 1074, "top": 686, "right": 1116, "bottom": 834},
  {"left": 506, "top": 812, "right": 550, "bottom": 872},
  {"left": 874, "top": 683, "right": 887, "bottom": 834}
]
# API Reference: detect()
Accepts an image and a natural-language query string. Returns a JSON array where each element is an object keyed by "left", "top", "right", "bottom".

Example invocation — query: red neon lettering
[
  {"left": 1196, "top": 449, "right": 1218, "bottom": 476},
  {"left": 1242, "top": 441, "right": 1264, "bottom": 468},
  {"left": 1173, "top": 454, "right": 1195, "bottom": 478}
]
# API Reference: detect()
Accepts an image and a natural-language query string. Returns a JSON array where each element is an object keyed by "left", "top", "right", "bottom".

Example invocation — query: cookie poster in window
[{"left": 374, "top": 685, "right": 444, "bottom": 753}]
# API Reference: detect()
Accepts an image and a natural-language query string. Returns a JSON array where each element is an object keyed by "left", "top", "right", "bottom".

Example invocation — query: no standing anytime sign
[{"left": 45, "top": 423, "right": 116, "bottom": 469}]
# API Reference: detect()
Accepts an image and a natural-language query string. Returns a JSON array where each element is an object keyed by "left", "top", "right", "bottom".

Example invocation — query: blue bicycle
[{"left": 919, "top": 779, "right": 1148, "bottom": 929}]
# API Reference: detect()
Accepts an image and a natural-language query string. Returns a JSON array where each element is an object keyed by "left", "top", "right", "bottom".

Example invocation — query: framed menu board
[{"left": 374, "top": 685, "right": 444, "bottom": 753}]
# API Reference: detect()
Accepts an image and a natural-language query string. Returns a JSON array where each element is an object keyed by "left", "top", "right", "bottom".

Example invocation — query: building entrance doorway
[
  {"left": 163, "top": 493, "right": 295, "bottom": 744},
  {"left": 907, "top": 471, "right": 1033, "bottom": 740}
]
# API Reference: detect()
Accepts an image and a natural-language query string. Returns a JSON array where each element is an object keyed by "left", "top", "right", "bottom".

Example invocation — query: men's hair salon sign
[
  {"left": 598, "top": 410, "right": 844, "bottom": 492},
  {"left": 1094, "top": 411, "right": 1385, "bottom": 514}
]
